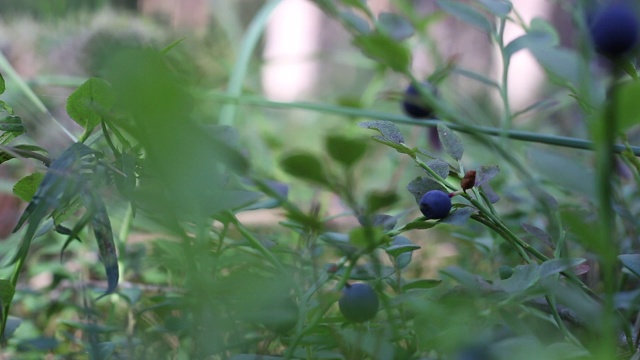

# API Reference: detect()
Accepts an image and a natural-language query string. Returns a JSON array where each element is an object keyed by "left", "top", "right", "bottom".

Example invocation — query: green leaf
[
  {"left": 280, "top": 152, "right": 331, "bottom": 187},
  {"left": 504, "top": 18, "right": 558, "bottom": 60},
  {"left": 83, "top": 192, "right": 119, "bottom": 299},
  {"left": 426, "top": 159, "right": 451, "bottom": 179},
  {"left": 619, "top": 254, "right": 640, "bottom": 278},
  {"left": 407, "top": 176, "right": 446, "bottom": 202},
  {"left": 401, "top": 279, "right": 442, "bottom": 291},
  {"left": 339, "top": 0, "right": 369, "bottom": 12},
  {"left": 0, "top": 72, "right": 5, "bottom": 95},
  {"left": 437, "top": 123, "right": 464, "bottom": 161},
  {"left": 2, "top": 316, "right": 21, "bottom": 341},
  {"left": 365, "top": 190, "right": 398, "bottom": 213},
  {"left": 402, "top": 220, "right": 438, "bottom": 231},
  {"left": 453, "top": 68, "right": 500, "bottom": 88},
  {"left": 618, "top": 59, "right": 638, "bottom": 80},
  {"left": 476, "top": 0, "right": 512, "bottom": 17},
  {"left": 440, "top": 207, "right": 475, "bottom": 226},
  {"left": 0, "top": 280, "right": 15, "bottom": 308},
  {"left": 159, "top": 37, "right": 185, "bottom": 55},
  {"left": 387, "top": 235, "right": 416, "bottom": 269},
  {"left": 0, "top": 116, "right": 25, "bottom": 133},
  {"left": 378, "top": 12, "right": 415, "bottom": 41},
  {"left": 357, "top": 214, "right": 397, "bottom": 230},
  {"left": 359, "top": 120, "right": 405, "bottom": 144},
  {"left": 616, "top": 80, "right": 640, "bottom": 132},
  {"left": 437, "top": 0, "right": 493, "bottom": 33},
  {"left": 498, "top": 264, "right": 539, "bottom": 294},
  {"left": 325, "top": 134, "right": 368, "bottom": 167},
  {"left": 340, "top": 10, "right": 372, "bottom": 34},
  {"left": 528, "top": 45, "right": 583, "bottom": 86},
  {"left": 528, "top": 148, "right": 595, "bottom": 198},
  {"left": 385, "top": 243, "right": 421, "bottom": 257},
  {"left": 474, "top": 165, "right": 499, "bottom": 187},
  {"left": 320, "top": 232, "right": 358, "bottom": 255},
  {"left": 12, "top": 173, "right": 44, "bottom": 202},
  {"left": 538, "top": 258, "right": 585, "bottom": 279},
  {"left": 66, "top": 77, "right": 115, "bottom": 131},
  {"left": 521, "top": 223, "right": 554, "bottom": 249},
  {"left": 349, "top": 226, "right": 386, "bottom": 249},
  {"left": 352, "top": 32, "right": 411, "bottom": 72}
]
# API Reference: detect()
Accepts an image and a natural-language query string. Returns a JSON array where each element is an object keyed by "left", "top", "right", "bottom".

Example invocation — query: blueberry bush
[{"left": 1, "top": 0, "right": 640, "bottom": 359}]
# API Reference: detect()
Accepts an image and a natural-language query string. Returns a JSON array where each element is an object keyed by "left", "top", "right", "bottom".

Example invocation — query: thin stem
[
  {"left": 209, "top": 93, "right": 640, "bottom": 156},
  {"left": 218, "top": 0, "right": 283, "bottom": 126},
  {"left": 0, "top": 51, "right": 77, "bottom": 142}
]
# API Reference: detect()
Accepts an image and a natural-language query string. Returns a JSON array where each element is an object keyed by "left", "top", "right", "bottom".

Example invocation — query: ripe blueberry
[
  {"left": 338, "top": 283, "right": 379, "bottom": 322},
  {"left": 419, "top": 190, "right": 452, "bottom": 220},
  {"left": 402, "top": 81, "right": 438, "bottom": 119},
  {"left": 589, "top": 2, "right": 639, "bottom": 56}
]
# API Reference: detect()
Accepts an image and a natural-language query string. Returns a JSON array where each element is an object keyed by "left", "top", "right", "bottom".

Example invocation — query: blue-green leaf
[
  {"left": 437, "top": 123, "right": 464, "bottom": 161},
  {"left": 437, "top": 0, "right": 493, "bottom": 33}
]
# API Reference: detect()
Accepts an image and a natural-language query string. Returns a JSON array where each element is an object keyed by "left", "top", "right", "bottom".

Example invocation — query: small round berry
[
  {"left": 338, "top": 283, "right": 379, "bottom": 322},
  {"left": 589, "top": 2, "right": 639, "bottom": 56},
  {"left": 402, "top": 82, "right": 438, "bottom": 119},
  {"left": 419, "top": 190, "right": 452, "bottom": 220}
]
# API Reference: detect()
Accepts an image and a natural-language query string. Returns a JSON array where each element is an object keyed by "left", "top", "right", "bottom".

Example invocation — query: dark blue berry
[
  {"left": 402, "top": 82, "right": 437, "bottom": 118},
  {"left": 338, "top": 283, "right": 379, "bottom": 322},
  {"left": 419, "top": 190, "right": 452, "bottom": 220},
  {"left": 589, "top": 2, "right": 639, "bottom": 56}
]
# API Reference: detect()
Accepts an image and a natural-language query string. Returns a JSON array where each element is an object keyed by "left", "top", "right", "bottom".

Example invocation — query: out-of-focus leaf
[
  {"left": 378, "top": 12, "right": 415, "bottom": 41},
  {"left": 0, "top": 280, "right": 15, "bottom": 309},
  {"left": 616, "top": 80, "right": 640, "bottom": 132},
  {"left": 538, "top": 258, "right": 585, "bottom": 279},
  {"left": 357, "top": 214, "right": 397, "bottom": 230},
  {"left": 349, "top": 226, "right": 386, "bottom": 249},
  {"left": 340, "top": 10, "right": 371, "bottom": 34},
  {"left": 66, "top": 77, "right": 115, "bottom": 131},
  {"left": 320, "top": 232, "right": 358, "bottom": 255},
  {"left": 352, "top": 32, "right": 411, "bottom": 72},
  {"left": 498, "top": 264, "right": 539, "bottom": 294},
  {"left": 475, "top": 165, "right": 499, "bottom": 187},
  {"left": 159, "top": 37, "right": 185, "bottom": 55},
  {"left": 521, "top": 223, "right": 554, "bottom": 249},
  {"left": 365, "top": 190, "right": 398, "bottom": 213},
  {"left": 402, "top": 279, "right": 442, "bottom": 291},
  {"left": 619, "top": 254, "right": 640, "bottom": 278},
  {"left": 17, "top": 337, "right": 58, "bottom": 352},
  {"left": 437, "top": 0, "right": 493, "bottom": 33},
  {"left": 480, "top": 183, "right": 500, "bottom": 203},
  {"left": 476, "top": 0, "right": 512, "bottom": 17},
  {"left": 528, "top": 44, "right": 583, "bottom": 86},
  {"left": 387, "top": 235, "right": 417, "bottom": 269},
  {"left": 437, "top": 123, "right": 464, "bottom": 161},
  {"left": 325, "top": 134, "right": 368, "bottom": 167},
  {"left": 0, "top": 72, "right": 4, "bottom": 94},
  {"left": 504, "top": 21, "right": 558, "bottom": 59},
  {"left": 280, "top": 152, "right": 331, "bottom": 187},
  {"left": 385, "top": 241, "right": 421, "bottom": 257},
  {"left": 2, "top": 316, "right": 21, "bottom": 341},
  {"left": 529, "top": 148, "right": 595, "bottom": 198}
]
